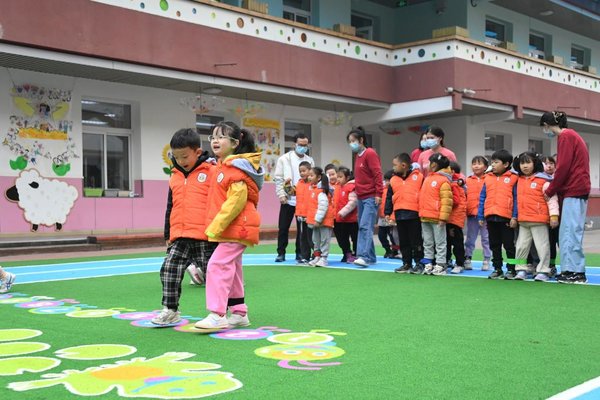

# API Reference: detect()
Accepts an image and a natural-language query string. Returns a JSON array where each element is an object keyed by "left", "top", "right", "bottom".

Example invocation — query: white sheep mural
[{"left": 5, "top": 169, "right": 78, "bottom": 231}]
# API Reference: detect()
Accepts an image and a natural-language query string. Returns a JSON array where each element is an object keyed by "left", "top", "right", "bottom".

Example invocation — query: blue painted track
[{"left": 4, "top": 254, "right": 600, "bottom": 286}]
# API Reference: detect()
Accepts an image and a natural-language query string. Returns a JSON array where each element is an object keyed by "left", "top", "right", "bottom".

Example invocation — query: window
[
  {"left": 351, "top": 12, "right": 374, "bottom": 41},
  {"left": 484, "top": 133, "right": 511, "bottom": 157},
  {"left": 485, "top": 18, "right": 505, "bottom": 46},
  {"left": 283, "top": 0, "right": 311, "bottom": 24},
  {"left": 529, "top": 32, "right": 546, "bottom": 60},
  {"left": 284, "top": 121, "right": 311, "bottom": 154},
  {"left": 196, "top": 114, "right": 224, "bottom": 149},
  {"left": 528, "top": 139, "right": 544, "bottom": 154},
  {"left": 570, "top": 45, "right": 588, "bottom": 70},
  {"left": 82, "top": 100, "right": 132, "bottom": 196}
]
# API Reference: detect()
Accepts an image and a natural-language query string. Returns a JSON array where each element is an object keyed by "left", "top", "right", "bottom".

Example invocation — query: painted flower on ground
[{"left": 9, "top": 352, "right": 243, "bottom": 398}]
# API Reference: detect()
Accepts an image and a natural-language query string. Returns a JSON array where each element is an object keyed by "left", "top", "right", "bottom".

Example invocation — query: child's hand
[
  {"left": 550, "top": 220, "right": 559, "bottom": 229},
  {"left": 314, "top": 221, "right": 321, "bottom": 227},
  {"left": 478, "top": 220, "right": 485, "bottom": 227},
  {"left": 438, "top": 220, "right": 446, "bottom": 227},
  {"left": 509, "top": 218, "right": 517, "bottom": 228},
  {"left": 385, "top": 215, "right": 392, "bottom": 224}
]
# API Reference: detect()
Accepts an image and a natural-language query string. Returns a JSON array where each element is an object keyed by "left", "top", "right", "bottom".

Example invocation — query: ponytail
[{"left": 212, "top": 121, "right": 257, "bottom": 154}]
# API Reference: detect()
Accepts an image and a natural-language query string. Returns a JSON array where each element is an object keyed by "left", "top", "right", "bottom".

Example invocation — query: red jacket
[
  {"left": 545, "top": 129, "right": 590, "bottom": 198},
  {"left": 353, "top": 148, "right": 383, "bottom": 200}
]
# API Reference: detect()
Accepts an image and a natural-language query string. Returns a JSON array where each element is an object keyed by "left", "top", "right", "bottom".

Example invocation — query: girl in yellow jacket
[
  {"left": 194, "top": 122, "right": 264, "bottom": 333},
  {"left": 418, "top": 153, "right": 453, "bottom": 276}
]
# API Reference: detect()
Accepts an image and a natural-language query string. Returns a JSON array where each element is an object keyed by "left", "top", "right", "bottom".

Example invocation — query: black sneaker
[
  {"left": 275, "top": 254, "right": 285, "bottom": 262},
  {"left": 410, "top": 263, "right": 425, "bottom": 275},
  {"left": 488, "top": 269, "right": 505, "bottom": 279},
  {"left": 394, "top": 264, "right": 412, "bottom": 274},
  {"left": 556, "top": 271, "right": 574, "bottom": 282},
  {"left": 504, "top": 269, "right": 517, "bottom": 280},
  {"left": 559, "top": 272, "right": 587, "bottom": 284},
  {"left": 549, "top": 265, "right": 557, "bottom": 278},
  {"left": 383, "top": 250, "right": 394, "bottom": 259}
]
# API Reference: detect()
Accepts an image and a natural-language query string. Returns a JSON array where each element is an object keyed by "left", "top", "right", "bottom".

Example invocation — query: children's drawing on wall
[
  {"left": 5, "top": 169, "right": 79, "bottom": 232},
  {"left": 3, "top": 85, "right": 78, "bottom": 176},
  {"left": 243, "top": 118, "right": 280, "bottom": 182},
  {"left": 162, "top": 144, "right": 174, "bottom": 175}
]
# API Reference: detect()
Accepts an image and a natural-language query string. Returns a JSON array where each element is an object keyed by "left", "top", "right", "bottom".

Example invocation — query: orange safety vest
[
  {"left": 389, "top": 169, "right": 423, "bottom": 212},
  {"left": 379, "top": 186, "right": 389, "bottom": 217},
  {"left": 419, "top": 172, "right": 452, "bottom": 221},
  {"left": 466, "top": 174, "right": 485, "bottom": 216},
  {"left": 517, "top": 175, "right": 550, "bottom": 223},
  {"left": 206, "top": 160, "right": 261, "bottom": 245},
  {"left": 335, "top": 181, "right": 358, "bottom": 223},
  {"left": 448, "top": 180, "right": 467, "bottom": 228},
  {"left": 483, "top": 171, "right": 518, "bottom": 219},
  {"left": 294, "top": 179, "right": 310, "bottom": 218},
  {"left": 306, "top": 184, "right": 335, "bottom": 228},
  {"left": 169, "top": 163, "right": 214, "bottom": 242}
]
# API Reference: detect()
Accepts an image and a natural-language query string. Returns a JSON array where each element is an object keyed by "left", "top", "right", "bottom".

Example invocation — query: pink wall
[{"left": 0, "top": 177, "right": 279, "bottom": 235}]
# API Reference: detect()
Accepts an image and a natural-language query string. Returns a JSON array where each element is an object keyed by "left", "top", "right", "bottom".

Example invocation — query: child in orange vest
[
  {"left": 419, "top": 153, "right": 453, "bottom": 275},
  {"left": 294, "top": 161, "right": 313, "bottom": 264},
  {"left": 447, "top": 162, "right": 467, "bottom": 274},
  {"left": 334, "top": 166, "right": 358, "bottom": 263},
  {"left": 194, "top": 122, "right": 264, "bottom": 332},
  {"left": 152, "top": 128, "right": 217, "bottom": 326},
  {"left": 477, "top": 149, "right": 518, "bottom": 280},
  {"left": 378, "top": 170, "right": 400, "bottom": 258},
  {"left": 464, "top": 156, "right": 492, "bottom": 271},
  {"left": 384, "top": 152, "right": 424, "bottom": 274},
  {"left": 307, "top": 167, "right": 335, "bottom": 267},
  {"left": 512, "top": 152, "right": 559, "bottom": 282}
]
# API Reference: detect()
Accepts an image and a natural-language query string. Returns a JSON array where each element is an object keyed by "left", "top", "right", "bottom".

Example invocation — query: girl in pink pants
[{"left": 194, "top": 122, "right": 264, "bottom": 333}]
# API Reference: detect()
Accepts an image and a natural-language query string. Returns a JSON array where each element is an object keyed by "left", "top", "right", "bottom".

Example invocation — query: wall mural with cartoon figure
[
  {"left": 3, "top": 84, "right": 78, "bottom": 177},
  {"left": 243, "top": 118, "right": 280, "bottom": 182},
  {"left": 5, "top": 169, "right": 79, "bottom": 232}
]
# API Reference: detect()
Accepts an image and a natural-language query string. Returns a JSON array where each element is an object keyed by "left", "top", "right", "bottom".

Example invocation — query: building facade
[{"left": 1, "top": 0, "right": 599, "bottom": 237}]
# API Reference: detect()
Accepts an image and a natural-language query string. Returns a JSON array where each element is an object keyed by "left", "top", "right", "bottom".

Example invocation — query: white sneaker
[
  {"left": 432, "top": 265, "right": 447, "bottom": 275},
  {"left": 187, "top": 265, "right": 204, "bottom": 285},
  {"left": 353, "top": 257, "right": 369, "bottom": 268},
  {"left": 451, "top": 265, "right": 464, "bottom": 274},
  {"left": 315, "top": 257, "right": 328, "bottom": 267},
  {"left": 227, "top": 313, "right": 250, "bottom": 328},
  {"left": 308, "top": 257, "right": 321, "bottom": 266},
  {"left": 423, "top": 263, "right": 434, "bottom": 275},
  {"left": 151, "top": 307, "right": 181, "bottom": 325},
  {"left": 482, "top": 259, "right": 490, "bottom": 271},
  {"left": 194, "top": 312, "right": 229, "bottom": 332},
  {"left": 464, "top": 259, "right": 472, "bottom": 270},
  {"left": 0, "top": 272, "right": 16, "bottom": 293}
]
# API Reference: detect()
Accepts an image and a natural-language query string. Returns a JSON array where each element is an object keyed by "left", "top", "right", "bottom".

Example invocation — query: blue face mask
[
  {"left": 349, "top": 142, "right": 360, "bottom": 153},
  {"left": 543, "top": 128, "right": 556, "bottom": 138},
  {"left": 420, "top": 140, "right": 429, "bottom": 149},
  {"left": 424, "top": 138, "right": 439, "bottom": 148},
  {"left": 295, "top": 145, "right": 308, "bottom": 155}
]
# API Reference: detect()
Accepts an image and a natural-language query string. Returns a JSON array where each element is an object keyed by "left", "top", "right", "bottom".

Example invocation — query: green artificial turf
[{"left": 1, "top": 265, "right": 599, "bottom": 399}]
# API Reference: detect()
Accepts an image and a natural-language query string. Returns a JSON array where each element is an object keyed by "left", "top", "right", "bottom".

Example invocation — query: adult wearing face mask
[
  {"left": 540, "top": 111, "right": 590, "bottom": 284},
  {"left": 346, "top": 127, "right": 383, "bottom": 268},
  {"left": 273, "top": 133, "right": 315, "bottom": 262},
  {"left": 417, "top": 126, "right": 457, "bottom": 174},
  {"left": 411, "top": 132, "right": 428, "bottom": 163}
]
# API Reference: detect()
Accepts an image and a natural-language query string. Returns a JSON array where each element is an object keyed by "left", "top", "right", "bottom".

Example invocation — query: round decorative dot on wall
[
  {"left": 255, "top": 29, "right": 259, "bottom": 34},
  {"left": 176, "top": 10, "right": 180, "bottom": 17},
  {"left": 343, "top": 49, "right": 347, "bottom": 54},
  {"left": 263, "top": 26, "right": 267, "bottom": 31},
  {"left": 480, "top": 51, "right": 485, "bottom": 59},
  {"left": 300, "top": 33, "right": 307, "bottom": 42},
  {"left": 287, "top": 36, "right": 290, "bottom": 41},
  {"left": 140, "top": 2, "right": 145, "bottom": 9},
  {"left": 192, "top": 8, "right": 196, "bottom": 14},
  {"left": 323, "top": 39, "right": 327, "bottom": 44},
  {"left": 159, "top": 0, "right": 168, "bottom": 11},
  {"left": 251, "top": 17, "right": 254, "bottom": 23},
  {"left": 394, "top": 55, "right": 398, "bottom": 60},
  {"left": 365, "top": 54, "right": 368, "bottom": 59},
  {"left": 279, "top": 29, "right": 284, "bottom": 35},
  {"left": 312, "top": 42, "right": 316, "bottom": 47},
  {"left": 455, "top": 45, "right": 459, "bottom": 50},
  {"left": 432, "top": 52, "right": 436, "bottom": 58},
  {"left": 471, "top": 54, "right": 474, "bottom": 59},
  {"left": 386, "top": 54, "right": 389, "bottom": 58},
  {"left": 374, "top": 51, "right": 377, "bottom": 56},
  {"left": 447, "top": 45, "right": 451, "bottom": 50},
  {"left": 407, "top": 48, "right": 412, "bottom": 53},
  {"left": 549, "top": 70, "right": 553, "bottom": 77},
  {"left": 355, "top": 45, "right": 361, "bottom": 55},
  {"left": 402, "top": 57, "right": 407, "bottom": 63},
  {"left": 237, "top": 18, "right": 244, "bottom": 28},
  {"left": 516, "top": 61, "right": 521, "bottom": 69},
  {"left": 337, "top": 43, "right": 340, "bottom": 48},
  {"left": 211, "top": 12, "right": 216, "bottom": 19},
  {"left": 226, "top": 22, "right": 230, "bottom": 28},
  {"left": 292, "top": 28, "right": 295, "bottom": 33}
]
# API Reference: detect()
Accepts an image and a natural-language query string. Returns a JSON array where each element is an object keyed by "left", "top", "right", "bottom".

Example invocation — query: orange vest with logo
[
  {"left": 169, "top": 163, "right": 214, "bottom": 241},
  {"left": 306, "top": 185, "right": 335, "bottom": 228},
  {"left": 448, "top": 181, "right": 467, "bottom": 228},
  {"left": 206, "top": 161, "right": 261, "bottom": 245},
  {"left": 466, "top": 175, "right": 485, "bottom": 216},
  {"left": 335, "top": 181, "right": 358, "bottom": 223},
  {"left": 379, "top": 186, "right": 390, "bottom": 217},
  {"left": 419, "top": 172, "right": 451, "bottom": 220},
  {"left": 483, "top": 171, "right": 518, "bottom": 219},
  {"left": 517, "top": 175, "right": 550, "bottom": 223},
  {"left": 390, "top": 169, "right": 423, "bottom": 212},
  {"left": 294, "top": 179, "right": 310, "bottom": 218}
]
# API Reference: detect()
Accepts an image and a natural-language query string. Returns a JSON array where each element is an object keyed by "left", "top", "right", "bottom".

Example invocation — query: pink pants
[{"left": 206, "top": 242, "right": 247, "bottom": 316}]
